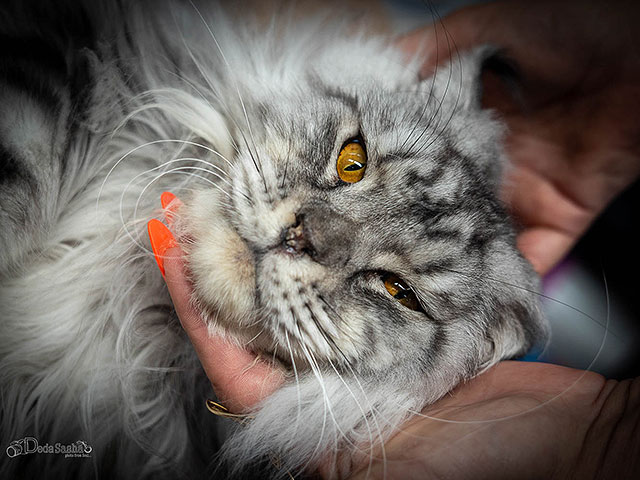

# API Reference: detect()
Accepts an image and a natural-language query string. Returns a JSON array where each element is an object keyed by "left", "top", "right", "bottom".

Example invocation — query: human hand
[
  {"left": 350, "top": 361, "right": 640, "bottom": 480},
  {"left": 399, "top": 0, "right": 640, "bottom": 274},
  {"left": 147, "top": 193, "right": 284, "bottom": 414}
]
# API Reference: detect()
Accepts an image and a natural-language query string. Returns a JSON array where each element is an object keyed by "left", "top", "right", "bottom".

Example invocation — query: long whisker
[
  {"left": 308, "top": 306, "right": 352, "bottom": 368},
  {"left": 291, "top": 325, "right": 339, "bottom": 474},
  {"left": 319, "top": 294, "right": 410, "bottom": 476},
  {"left": 156, "top": 156, "right": 232, "bottom": 184},
  {"left": 410, "top": 3, "right": 464, "bottom": 157},
  {"left": 130, "top": 159, "right": 232, "bottom": 235},
  {"left": 164, "top": 68, "right": 241, "bottom": 155},
  {"left": 119, "top": 166, "right": 230, "bottom": 252},
  {"left": 396, "top": 1, "right": 441, "bottom": 153},
  {"left": 403, "top": 1, "right": 460, "bottom": 157},
  {"left": 243, "top": 328, "right": 265, "bottom": 347},
  {"left": 98, "top": 138, "right": 235, "bottom": 213},
  {"left": 116, "top": 95, "right": 242, "bottom": 167},
  {"left": 436, "top": 265, "right": 613, "bottom": 332},
  {"left": 327, "top": 358, "right": 384, "bottom": 479},
  {"left": 317, "top": 295, "right": 354, "bottom": 350},
  {"left": 311, "top": 297, "right": 385, "bottom": 473},
  {"left": 280, "top": 137, "right": 294, "bottom": 190},
  {"left": 169, "top": 13, "right": 246, "bottom": 157},
  {"left": 187, "top": 0, "right": 269, "bottom": 196},
  {"left": 292, "top": 321, "right": 362, "bottom": 454},
  {"left": 284, "top": 331, "right": 303, "bottom": 439}
]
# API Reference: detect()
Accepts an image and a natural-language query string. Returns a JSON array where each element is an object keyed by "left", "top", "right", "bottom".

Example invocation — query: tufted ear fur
[
  {"left": 425, "top": 45, "right": 501, "bottom": 112},
  {"left": 416, "top": 46, "right": 509, "bottom": 191}
]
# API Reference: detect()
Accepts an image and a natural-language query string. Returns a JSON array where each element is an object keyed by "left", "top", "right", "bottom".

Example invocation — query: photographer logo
[{"left": 6, "top": 437, "right": 92, "bottom": 458}]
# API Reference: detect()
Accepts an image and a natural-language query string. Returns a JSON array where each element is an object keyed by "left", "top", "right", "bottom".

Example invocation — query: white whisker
[
  {"left": 294, "top": 334, "right": 334, "bottom": 473},
  {"left": 329, "top": 358, "right": 386, "bottom": 478},
  {"left": 169, "top": 12, "right": 249, "bottom": 157},
  {"left": 118, "top": 165, "right": 231, "bottom": 253},
  {"left": 161, "top": 67, "right": 242, "bottom": 155},
  {"left": 285, "top": 331, "right": 303, "bottom": 439},
  {"left": 187, "top": 0, "right": 268, "bottom": 191},
  {"left": 97, "top": 138, "right": 235, "bottom": 220}
]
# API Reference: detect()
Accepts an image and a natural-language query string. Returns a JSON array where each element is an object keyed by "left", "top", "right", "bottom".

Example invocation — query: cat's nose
[
  {"left": 283, "top": 216, "right": 311, "bottom": 254},
  {"left": 282, "top": 203, "right": 355, "bottom": 267}
]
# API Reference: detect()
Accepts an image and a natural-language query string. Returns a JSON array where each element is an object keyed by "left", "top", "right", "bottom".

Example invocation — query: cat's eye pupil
[
  {"left": 344, "top": 162, "right": 364, "bottom": 171},
  {"left": 381, "top": 273, "right": 422, "bottom": 312},
  {"left": 394, "top": 290, "right": 409, "bottom": 300}
]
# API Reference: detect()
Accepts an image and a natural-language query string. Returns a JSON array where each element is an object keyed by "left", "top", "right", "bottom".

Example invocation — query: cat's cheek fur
[{"left": 182, "top": 190, "right": 257, "bottom": 331}]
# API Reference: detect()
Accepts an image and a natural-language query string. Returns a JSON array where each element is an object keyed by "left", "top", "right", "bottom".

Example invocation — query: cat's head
[{"left": 179, "top": 42, "right": 548, "bottom": 386}]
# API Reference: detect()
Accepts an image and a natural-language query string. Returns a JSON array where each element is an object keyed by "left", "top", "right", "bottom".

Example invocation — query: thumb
[{"left": 162, "top": 246, "right": 285, "bottom": 413}]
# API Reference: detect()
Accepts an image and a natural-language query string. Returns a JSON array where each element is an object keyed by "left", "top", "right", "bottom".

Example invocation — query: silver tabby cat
[{"left": 0, "top": 0, "right": 548, "bottom": 478}]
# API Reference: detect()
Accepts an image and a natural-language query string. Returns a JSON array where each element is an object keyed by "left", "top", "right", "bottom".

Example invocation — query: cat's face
[{"left": 182, "top": 48, "right": 547, "bottom": 381}]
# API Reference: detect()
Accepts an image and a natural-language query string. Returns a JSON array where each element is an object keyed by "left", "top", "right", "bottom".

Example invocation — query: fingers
[
  {"left": 147, "top": 191, "right": 181, "bottom": 276},
  {"left": 516, "top": 228, "right": 575, "bottom": 276},
  {"left": 396, "top": 2, "right": 500, "bottom": 78},
  {"left": 148, "top": 192, "right": 285, "bottom": 413}
]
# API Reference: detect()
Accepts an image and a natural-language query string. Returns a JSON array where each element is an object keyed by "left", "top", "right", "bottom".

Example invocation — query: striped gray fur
[{"left": 0, "top": 1, "right": 548, "bottom": 478}]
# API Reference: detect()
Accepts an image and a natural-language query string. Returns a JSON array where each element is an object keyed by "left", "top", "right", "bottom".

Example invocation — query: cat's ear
[
  {"left": 419, "top": 46, "right": 514, "bottom": 188},
  {"left": 422, "top": 45, "right": 508, "bottom": 112}
]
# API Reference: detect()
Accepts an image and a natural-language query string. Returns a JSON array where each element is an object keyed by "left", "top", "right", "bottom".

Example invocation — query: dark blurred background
[{"left": 553, "top": 179, "right": 640, "bottom": 379}]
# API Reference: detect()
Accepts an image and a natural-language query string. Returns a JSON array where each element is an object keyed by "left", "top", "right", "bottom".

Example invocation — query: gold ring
[
  {"left": 207, "top": 399, "right": 293, "bottom": 479},
  {"left": 205, "top": 399, "right": 254, "bottom": 422}
]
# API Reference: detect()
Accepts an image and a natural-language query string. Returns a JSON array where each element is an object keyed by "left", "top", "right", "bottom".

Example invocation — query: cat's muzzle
[{"left": 280, "top": 204, "right": 355, "bottom": 268}]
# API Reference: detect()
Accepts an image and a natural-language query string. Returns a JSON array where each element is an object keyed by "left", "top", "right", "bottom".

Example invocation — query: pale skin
[{"left": 160, "top": 0, "right": 640, "bottom": 477}]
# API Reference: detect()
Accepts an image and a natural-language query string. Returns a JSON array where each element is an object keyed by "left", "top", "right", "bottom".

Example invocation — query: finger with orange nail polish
[{"left": 147, "top": 219, "right": 177, "bottom": 277}]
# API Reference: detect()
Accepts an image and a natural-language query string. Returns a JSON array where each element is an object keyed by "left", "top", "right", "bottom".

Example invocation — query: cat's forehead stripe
[{"left": 318, "top": 84, "right": 359, "bottom": 113}]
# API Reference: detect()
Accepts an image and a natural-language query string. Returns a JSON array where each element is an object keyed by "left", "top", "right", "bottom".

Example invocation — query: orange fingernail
[
  {"left": 161, "top": 191, "right": 177, "bottom": 210},
  {"left": 147, "top": 219, "right": 177, "bottom": 277},
  {"left": 161, "top": 191, "right": 180, "bottom": 226}
]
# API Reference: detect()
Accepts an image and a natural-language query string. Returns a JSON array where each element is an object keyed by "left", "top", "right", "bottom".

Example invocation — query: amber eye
[
  {"left": 382, "top": 273, "right": 422, "bottom": 312},
  {"left": 337, "top": 138, "right": 367, "bottom": 183}
]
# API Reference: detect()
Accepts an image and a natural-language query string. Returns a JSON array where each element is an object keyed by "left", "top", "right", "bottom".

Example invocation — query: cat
[{"left": 0, "top": 0, "right": 548, "bottom": 478}]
